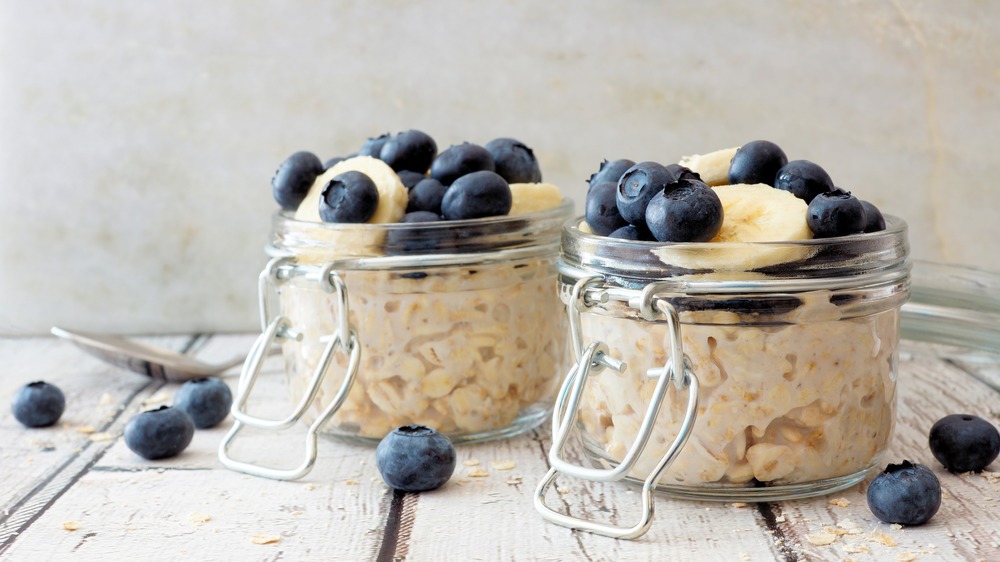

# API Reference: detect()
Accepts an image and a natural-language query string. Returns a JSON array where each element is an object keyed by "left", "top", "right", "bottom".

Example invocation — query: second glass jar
[{"left": 554, "top": 215, "right": 910, "bottom": 501}]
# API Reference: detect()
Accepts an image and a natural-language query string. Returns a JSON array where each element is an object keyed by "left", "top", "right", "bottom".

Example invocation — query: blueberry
[
  {"left": 774, "top": 160, "right": 834, "bottom": 203},
  {"left": 375, "top": 425, "right": 456, "bottom": 492},
  {"left": 485, "top": 138, "right": 542, "bottom": 184},
  {"left": 323, "top": 155, "right": 347, "bottom": 171},
  {"left": 645, "top": 179, "right": 724, "bottom": 242},
  {"left": 407, "top": 178, "right": 448, "bottom": 214},
  {"left": 866, "top": 461, "right": 941, "bottom": 525},
  {"left": 860, "top": 199, "right": 886, "bottom": 233},
  {"left": 929, "top": 414, "right": 1000, "bottom": 473},
  {"left": 384, "top": 212, "right": 452, "bottom": 255},
  {"left": 124, "top": 406, "right": 195, "bottom": 460},
  {"left": 608, "top": 224, "right": 654, "bottom": 241},
  {"left": 399, "top": 211, "right": 441, "bottom": 223},
  {"left": 172, "top": 377, "right": 233, "bottom": 429},
  {"left": 807, "top": 189, "right": 867, "bottom": 238},
  {"left": 397, "top": 170, "right": 426, "bottom": 190},
  {"left": 440, "top": 171, "right": 511, "bottom": 220},
  {"left": 585, "top": 181, "right": 629, "bottom": 235},
  {"left": 728, "top": 140, "right": 787, "bottom": 186},
  {"left": 380, "top": 130, "right": 437, "bottom": 174},
  {"left": 11, "top": 381, "right": 65, "bottom": 428},
  {"left": 588, "top": 159, "right": 635, "bottom": 190},
  {"left": 430, "top": 143, "right": 496, "bottom": 186},
  {"left": 616, "top": 161, "right": 678, "bottom": 228},
  {"left": 318, "top": 171, "right": 380, "bottom": 223},
  {"left": 359, "top": 133, "right": 390, "bottom": 158},
  {"left": 665, "top": 163, "right": 702, "bottom": 183},
  {"left": 272, "top": 151, "right": 323, "bottom": 211}
]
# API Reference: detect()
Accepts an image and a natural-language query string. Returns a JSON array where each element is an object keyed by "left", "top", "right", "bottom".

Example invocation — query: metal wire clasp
[
  {"left": 534, "top": 277, "right": 701, "bottom": 539},
  {"left": 218, "top": 258, "right": 361, "bottom": 480}
]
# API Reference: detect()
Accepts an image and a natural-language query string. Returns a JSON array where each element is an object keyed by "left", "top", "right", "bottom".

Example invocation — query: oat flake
[
  {"left": 492, "top": 460, "right": 516, "bottom": 471},
  {"left": 805, "top": 532, "right": 837, "bottom": 546},
  {"left": 189, "top": 512, "right": 211, "bottom": 524},
  {"left": 829, "top": 497, "right": 850, "bottom": 507},
  {"left": 62, "top": 521, "right": 80, "bottom": 531},
  {"left": 251, "top": 532, "right": 280, "bottom": 545}
]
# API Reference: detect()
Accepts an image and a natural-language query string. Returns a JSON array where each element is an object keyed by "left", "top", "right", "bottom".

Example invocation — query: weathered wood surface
[{"left": 1, "top": 334, "right": 998, "bottom": 561}]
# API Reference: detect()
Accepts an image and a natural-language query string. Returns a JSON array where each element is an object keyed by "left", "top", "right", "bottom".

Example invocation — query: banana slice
[
  {"left": 678, "top": 147, "right": 738, "bottom": 186},
  {"left": 508, "top": 182, "right": 562, "bottom": 216},
  {"left": 292, "top": 156, "right": 408, "bottom": 262},
  {"left": 294, "top": 156, "right": 407, "bottom": 224},
  {"left": 651, "top": 184, "right": 814, "bottom": 272}
]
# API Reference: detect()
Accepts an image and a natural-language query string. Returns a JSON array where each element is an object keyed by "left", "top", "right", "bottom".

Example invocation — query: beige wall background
[{"left": 1, "top": 0, "right": 998, "bottom": 335}]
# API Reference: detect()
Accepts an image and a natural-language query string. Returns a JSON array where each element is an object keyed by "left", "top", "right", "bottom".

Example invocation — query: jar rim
[
  {"left": 269, "top": 198, "right": 575, "bottom": 267},
  {"left": 560, "top": 215, "right": 910, "bottom": 285}
]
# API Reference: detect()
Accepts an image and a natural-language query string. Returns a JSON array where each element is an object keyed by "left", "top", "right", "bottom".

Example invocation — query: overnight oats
[
  {"left": 539, "top": 141, "right": 910, "bottom": 516},
  {"left": 244, "top": 131, "right": 572, "bottom": 446}
]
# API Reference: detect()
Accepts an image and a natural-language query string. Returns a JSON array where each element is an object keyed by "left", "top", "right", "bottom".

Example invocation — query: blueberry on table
[
  {"left": 380, "top": 130, "right": 438, "bottom": 174},
  {"left": 644, "top": 179, "right": 724, "bottom": 242},
  {"left": 318, "top": 171, "right": 380, "bottom": 223},
  {"left": 929, "top": 414, "right": 1000, "bottom": 473},
  {"left": 359, "top": 133, "right": 391, "bottom": 158},
  {"left": 728, "top": 140, "right": 787, "bottom": 186},
  {"left": 807, "top": 189, "right": 867, "bottom": 238},
  {"left": 376, "top": 425, "right": 456, "bottom": 492},
  {"left": 440, "top": 171, "right": 512, "bottom": 220},
  {"left": 272, "top": 151, "right": 324, "bottom": 210},
  {"left": 866, "top": 461, "right": 941, "bottom": 525},
  {"left": 585, "top": 181, "right": 629, "bottom": 235},
  {"left": 124, "top": 406, "right": 195, "bottom": 460},
  {"left": 485, "top": 138, "right": 542, "bottom": 184},
  {"left": 430, "top": 143, "right": 496, "bottom": 186},
  {"left": 608, "top": 224, "right": 654, "bottom": 241},
  {"left": 11, "top": 381, "right": 65, "bottom": 428},
  {"left": 407, "top": 178, "right": 448, "bottom": 214},
  {"left": 774, "top": 160, "right": 834, "bottom": 203},
  {"left": 616, "top": 161, "right": 678, "bottom": 228},
  {"left": 397, "top": 170, "right": 426, "bottom": 190},
  {"left": 172, "top": 377, "right": 233, "bottom": 429},
  {"left": 588, "top": 159, "right": 635, "bottom": 190},
  {"left": 860, "top": 199, "right": 886, "bottom": 233}
]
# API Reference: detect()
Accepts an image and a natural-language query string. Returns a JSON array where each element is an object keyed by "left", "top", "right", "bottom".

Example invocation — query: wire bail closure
[
  {"left": 218, "top": 257, "right": 361, "bottom": 480},
  {"left": 534, "top": 277, "right": 701, "bottom": 539}
]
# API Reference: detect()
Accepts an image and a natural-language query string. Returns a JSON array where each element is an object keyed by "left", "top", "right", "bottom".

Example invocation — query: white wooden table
[{"left": 1, "top": 334, "right": 998, "bottom": 561}]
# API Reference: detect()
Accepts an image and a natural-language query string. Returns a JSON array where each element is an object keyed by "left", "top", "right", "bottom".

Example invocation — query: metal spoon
[{"left": 51, "top": 327, "right": 276, "bottom": 383}]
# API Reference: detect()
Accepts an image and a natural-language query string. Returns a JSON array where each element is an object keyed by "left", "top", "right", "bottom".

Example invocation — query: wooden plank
[
  {"left": 2, "top": 469, "right": 390, "bottom": 561},
  {"left": 0, "top": 335, "right": 192, "bottom": 551},
  {"left": 406, "top": 431, "right": 779, "bottom": 561}
]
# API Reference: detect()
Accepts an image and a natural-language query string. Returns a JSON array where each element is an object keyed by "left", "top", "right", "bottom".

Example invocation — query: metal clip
[
  {"left": 534, "top": 279, "right": 700, "bottom": 539},
  {"left": 218, "top": 266, "right": 361, "bottom": 480}
]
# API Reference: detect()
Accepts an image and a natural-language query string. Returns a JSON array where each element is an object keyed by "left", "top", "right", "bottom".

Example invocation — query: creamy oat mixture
[
  {"left": 575, "top": 291, "right": 899, "bottom": 485},
  {"left": 281, "top": 258, "right": 569, "bottom": 439}
]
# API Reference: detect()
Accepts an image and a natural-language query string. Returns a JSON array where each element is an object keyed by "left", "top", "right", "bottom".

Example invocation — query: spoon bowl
[{"left": 51, "top": 327, "right": 266, "bottom": 383}]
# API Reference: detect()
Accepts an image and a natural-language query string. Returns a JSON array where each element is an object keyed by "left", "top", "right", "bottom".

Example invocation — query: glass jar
[
  {"left": 220, "top": 201, "right": 573, "bottom": 480},
  {"left": 535, "top": 215, "right": 909, "bottom": 538}
]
